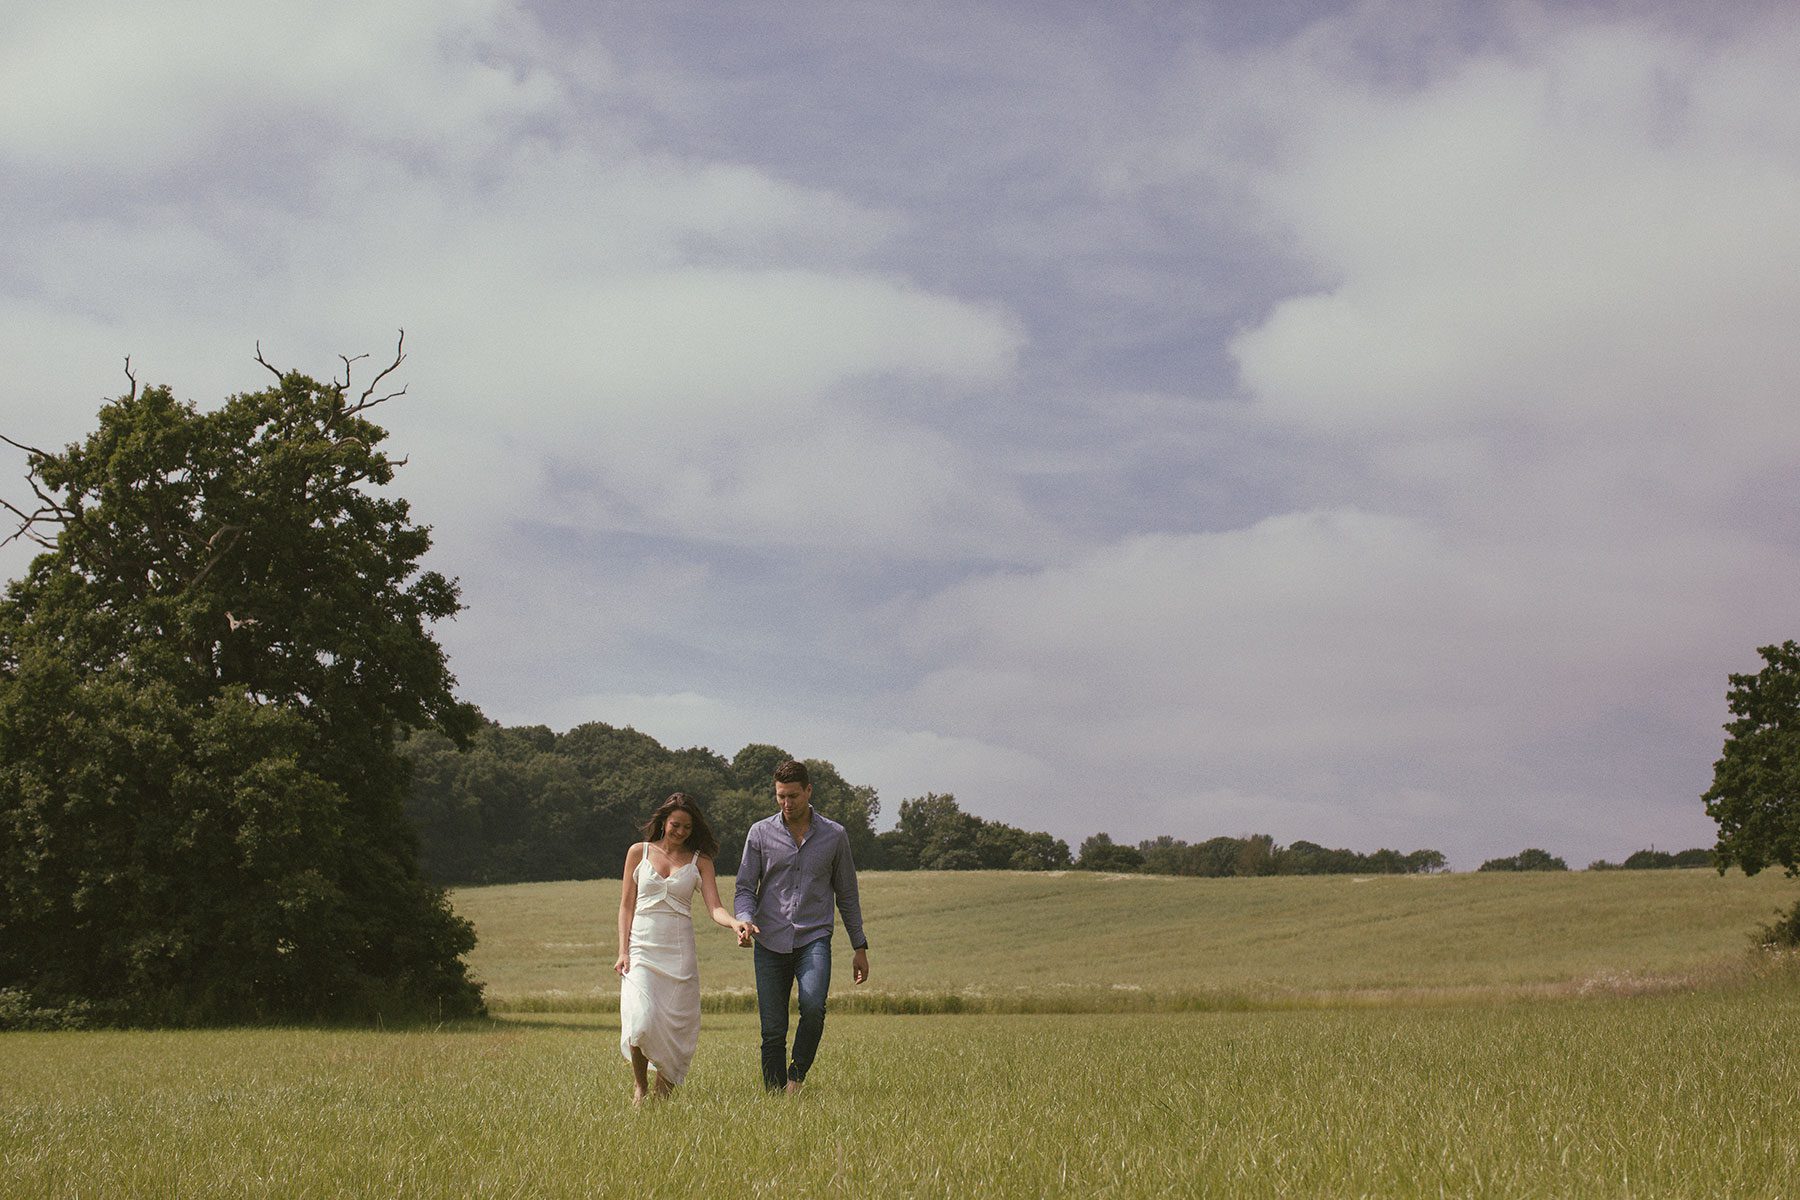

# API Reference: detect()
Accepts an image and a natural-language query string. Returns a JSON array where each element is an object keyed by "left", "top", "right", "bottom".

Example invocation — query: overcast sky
[{"left": 5, "top": 0, "right": 1798, "bottom": 868}]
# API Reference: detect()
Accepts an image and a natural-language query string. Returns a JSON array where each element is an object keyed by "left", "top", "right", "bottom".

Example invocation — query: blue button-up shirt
[{"left": 734, "top": 810, "right": 867, "bottom": 954}]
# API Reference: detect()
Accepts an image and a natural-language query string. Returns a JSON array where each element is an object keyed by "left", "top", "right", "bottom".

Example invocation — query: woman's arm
[
  {"left": 614, "top": 842, "right": 643, "bottom": 976},
  {"left": 698, "top": 856, "right": 757, "bottom": 945}
]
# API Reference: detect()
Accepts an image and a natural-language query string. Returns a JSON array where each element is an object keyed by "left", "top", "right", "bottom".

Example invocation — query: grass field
[
  {"left": 454, "top": 867, "right": 1799, "bottom": 1010},
  {"left": 4, "top": 974, "right": 1798, "bottom": 1197},
  {"left": 5, "top": 869, "right": 1799, "bottom": 1197}
]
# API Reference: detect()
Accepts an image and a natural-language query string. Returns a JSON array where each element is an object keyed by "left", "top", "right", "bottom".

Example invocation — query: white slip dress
[{"left": 618, "top": 849, "right": 701, "bottom": 1085}]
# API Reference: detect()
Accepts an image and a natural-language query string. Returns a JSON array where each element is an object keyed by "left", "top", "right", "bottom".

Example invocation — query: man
[{"left": 734, "top": 759, "right": 870, "bottom": 1093}]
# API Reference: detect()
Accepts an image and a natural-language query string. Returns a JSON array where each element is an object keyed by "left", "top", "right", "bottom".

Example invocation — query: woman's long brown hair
[{"left": 641, "top": 792, "right": 720, "bottom": 859}]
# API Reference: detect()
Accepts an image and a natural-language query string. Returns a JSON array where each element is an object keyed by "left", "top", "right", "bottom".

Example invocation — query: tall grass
[
  {"left": 8, "top": 872, "right": 1797, "bottom": 1196},
  {"left": 454, "top": 868, "right": 1797, "bottom": 1012},
  {"left": 5, "top": 965, "right": 1798, "bottom": 1197}
]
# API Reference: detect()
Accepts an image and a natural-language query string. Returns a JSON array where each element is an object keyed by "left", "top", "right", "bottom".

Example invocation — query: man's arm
[
  {"left": 734, "top": 825, "right": 763, "bottom": 923},
  {"left": 832, "top": 832, "right": 870, "bottom": 984}
]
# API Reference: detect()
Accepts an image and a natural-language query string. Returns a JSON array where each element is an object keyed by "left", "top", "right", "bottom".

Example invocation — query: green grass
[
  {"left": 6, "top": 870, "right": 1799, "bottom": 1196},
  {"left": 5, "top": 966, "right": 1798, "bottom": 1197},
  {"left": 454, "top": 867, "right": 1799, "bottom": 1011}
]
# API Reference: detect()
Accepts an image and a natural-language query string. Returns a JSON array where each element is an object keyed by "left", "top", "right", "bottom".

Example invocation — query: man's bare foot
[{"left": 784, "top": 1079, "right": 804, "bottom": 1095}]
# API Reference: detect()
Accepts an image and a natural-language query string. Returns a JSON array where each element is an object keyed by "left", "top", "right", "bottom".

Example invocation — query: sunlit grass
[
  {"left": 5, "top": 965, "right": 1798, "bottom": 1197},
  {"left": 7, "top": 872, "right": 1798, "bottom": 1196},
  {"left": 454, "top": 867, "right": 1798, "bottom": 1011}
]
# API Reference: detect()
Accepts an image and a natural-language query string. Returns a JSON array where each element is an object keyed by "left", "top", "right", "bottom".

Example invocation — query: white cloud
[
  {"left": 2, "top": 0, "right": 1034, "bottom": 565},
  {"left": 1221, "top": 11, "right": 1800, "bottom": 468},
  {"left": 0, "top": 0, "right": 557, "bottom": 171},
  {"left": 907, "top": 511, "right": 1490, "bottom": 758},
  {"left": 540, "top": 406, "right": 1057, "bottom": 562},
  {"left": 496, "top": 267, "right": 1021, "bottom": 421},
  {"left": 8, "top": 0, "right": 1796, "bottom": 873},
  {"left": 894, "top": 503, "right": 1797, "bottom": 861}
]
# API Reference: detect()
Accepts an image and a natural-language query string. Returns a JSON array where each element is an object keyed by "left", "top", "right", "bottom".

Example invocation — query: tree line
[
  {"left": 400, "top": 720, "right": 1456, "bottom": 882},
  {"left": 401, "top": 723, "right": 879, "bottom": 882},
  {"left": 403, "top": 720, "right": 1729, "bottom": 884}
]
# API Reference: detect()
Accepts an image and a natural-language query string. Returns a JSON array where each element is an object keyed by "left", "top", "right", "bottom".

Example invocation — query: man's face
[{"left": 775, "top": 781, "right": 812, "bottom": 822}]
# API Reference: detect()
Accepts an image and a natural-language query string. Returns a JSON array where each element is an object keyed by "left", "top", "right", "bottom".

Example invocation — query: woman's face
[{"left": 663, "top": 810, "right": 693, "bottom": 848}]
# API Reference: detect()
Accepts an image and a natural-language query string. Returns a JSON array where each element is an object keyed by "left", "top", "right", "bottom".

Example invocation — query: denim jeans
[{"left": 753, "top": 937, "right": 832, "bottom": 1090}]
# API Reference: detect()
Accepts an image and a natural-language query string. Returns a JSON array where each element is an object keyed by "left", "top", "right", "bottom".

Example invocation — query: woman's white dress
[{"left": 619, "top": 851, "right": 701, "bottom": 1085}]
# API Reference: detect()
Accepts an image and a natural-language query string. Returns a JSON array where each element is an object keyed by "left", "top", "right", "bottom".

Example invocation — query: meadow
[
  {"left": 455, "top": 866, "right": 1799, "bottom": 1009},
  {"left": 5, "top": 869, "right": 1799, "bottom": 1197}
]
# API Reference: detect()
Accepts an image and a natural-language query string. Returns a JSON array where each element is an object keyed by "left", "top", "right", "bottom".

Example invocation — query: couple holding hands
[{"left": 614, "top": 759, "right": 870, "bottom": 1104}]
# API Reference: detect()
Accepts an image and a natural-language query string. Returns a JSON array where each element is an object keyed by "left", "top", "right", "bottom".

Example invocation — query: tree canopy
[
  {"left": 1703, "top": 641, "right": 1800, "bottom": 877},
  {"left": 0, "top": 345, "right": 484, "bottom": 1024},
  {"left": 1477, "top": 848, "right": 1569, "bottom": 872},
  {"left": 1080, "top": 832, "right": 1445, "bottom": 877},
  {"left": 873, "top": 793, "right": 1070, "bottom": 871},
  {"left": 402, "top": 728, "right": 883, "bottom": 881}
]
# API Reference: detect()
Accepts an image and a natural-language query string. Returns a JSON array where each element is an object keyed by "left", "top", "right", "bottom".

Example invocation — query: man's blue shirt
[{"left": 734, "top": 811, "right": 867, "bottom": 954}]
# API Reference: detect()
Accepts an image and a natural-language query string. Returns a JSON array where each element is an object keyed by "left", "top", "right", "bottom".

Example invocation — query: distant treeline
[
  {"left": 1077, "top": 832, "right": 1446, "bottom": 876},
  {"left": 398, "top": 721, "right": 1454, "bottom": 884},
  {"left": 1475, "top": 847, "right": 1715, "bottom": 872},
  {"left": 400, "top": 720, "right": 1698, "bottom": 885},
  {"left": 401, "top": 723, "right": 880, "bottom": 883}
]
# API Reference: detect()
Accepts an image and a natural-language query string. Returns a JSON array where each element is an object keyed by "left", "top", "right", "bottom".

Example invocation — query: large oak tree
[
  {"left": 0, "top": 340, "right": 483, "bottom": 1023},
  {"left": 1703, "top": 641, "right": 1800, "bottom": 946},
  {"left": 1705, "top": 641, "right": 1800, "bottom": 877}
]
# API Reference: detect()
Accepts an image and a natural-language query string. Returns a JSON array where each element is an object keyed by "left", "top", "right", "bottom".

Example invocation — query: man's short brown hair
[{"left": 772, "top": 759, "right": 810, "bottom": 788}]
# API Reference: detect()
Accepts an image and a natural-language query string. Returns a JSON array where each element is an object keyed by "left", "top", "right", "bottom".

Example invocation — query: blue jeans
[{"left": 753, "top": 938, "right": 831, "bottom": 1090}]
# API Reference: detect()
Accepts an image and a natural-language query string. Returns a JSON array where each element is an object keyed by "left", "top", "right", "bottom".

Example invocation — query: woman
[{"left": 615, "top": 793, "right": 756, "bottom": 1104}]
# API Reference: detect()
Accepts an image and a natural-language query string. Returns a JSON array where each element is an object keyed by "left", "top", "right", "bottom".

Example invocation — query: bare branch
[
  {"left": 1, "top": 427, "right": 73, "bottom": 553},
  {"left": 0, "top": 432, "right": 50, "bottom": 460},
  {"left": 21, "top": 470, "right": 71, "bottom": 520},
  {"left": 0, "top": 495, "right": 60, "bottom": 550},
  {"left": 335, "top": 454, "right": 408, "bottom": 489},
  {"left": 0, "top": 523, "right": 56, "bottom": 551},
  {"left": 205, "top": 523, "right": 244, "bottom": 551},
  {"left": 358, "top": 384, "right": 408, "bottom": 413},
  {"left": 253, "top": 341, "right": 284, "bottom": 382},
  {"left": 123, "top": 356, "right": 139, "bottom": 400},
  {"left": 343, "top": 329, "right": 407, "bottom": 417},
  {"left": 187, "top": 523, "right": 245, "bottom": 593},
  {"left": 336, "top": 352, "right": 369, "bottom": 391}
]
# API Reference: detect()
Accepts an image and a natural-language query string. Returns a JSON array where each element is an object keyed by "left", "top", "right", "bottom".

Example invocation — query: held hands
[{"left": 733, "top": 919, "right": 759, "bottom": 948}]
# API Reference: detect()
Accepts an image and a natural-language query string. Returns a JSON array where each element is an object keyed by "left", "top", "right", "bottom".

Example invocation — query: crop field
[
  {"left": 5, "top": 870, "right": 1799, "bottom": 1197},
  {"left": 455, "top": 866, "right": 1798, "bottom": 1009}
]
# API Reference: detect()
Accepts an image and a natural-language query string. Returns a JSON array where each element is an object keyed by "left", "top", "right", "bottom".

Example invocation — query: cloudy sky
[{"left": 5, "top": 0, "right": 1797, "bottom": 868}]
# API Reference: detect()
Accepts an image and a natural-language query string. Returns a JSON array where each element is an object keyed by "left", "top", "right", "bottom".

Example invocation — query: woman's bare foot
[
  {"left": 652, "top": 1072, "right": 676, "bottom": 1100},
  {"left": 630, "top": 1045, "right": 652, "bottom": 1106}
]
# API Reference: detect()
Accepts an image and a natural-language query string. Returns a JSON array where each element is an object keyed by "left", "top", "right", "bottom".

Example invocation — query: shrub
[
  {"left": 1754, "top": 900, "right": 1800, "bottom": 950},
  {"left": 0, "top": 988, "right": 96, "bottom": 1031}
]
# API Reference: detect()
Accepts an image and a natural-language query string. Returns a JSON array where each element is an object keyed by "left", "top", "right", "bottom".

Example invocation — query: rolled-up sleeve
[{"left": 832, "top": 835, "right": 867, "bottom": 951}]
